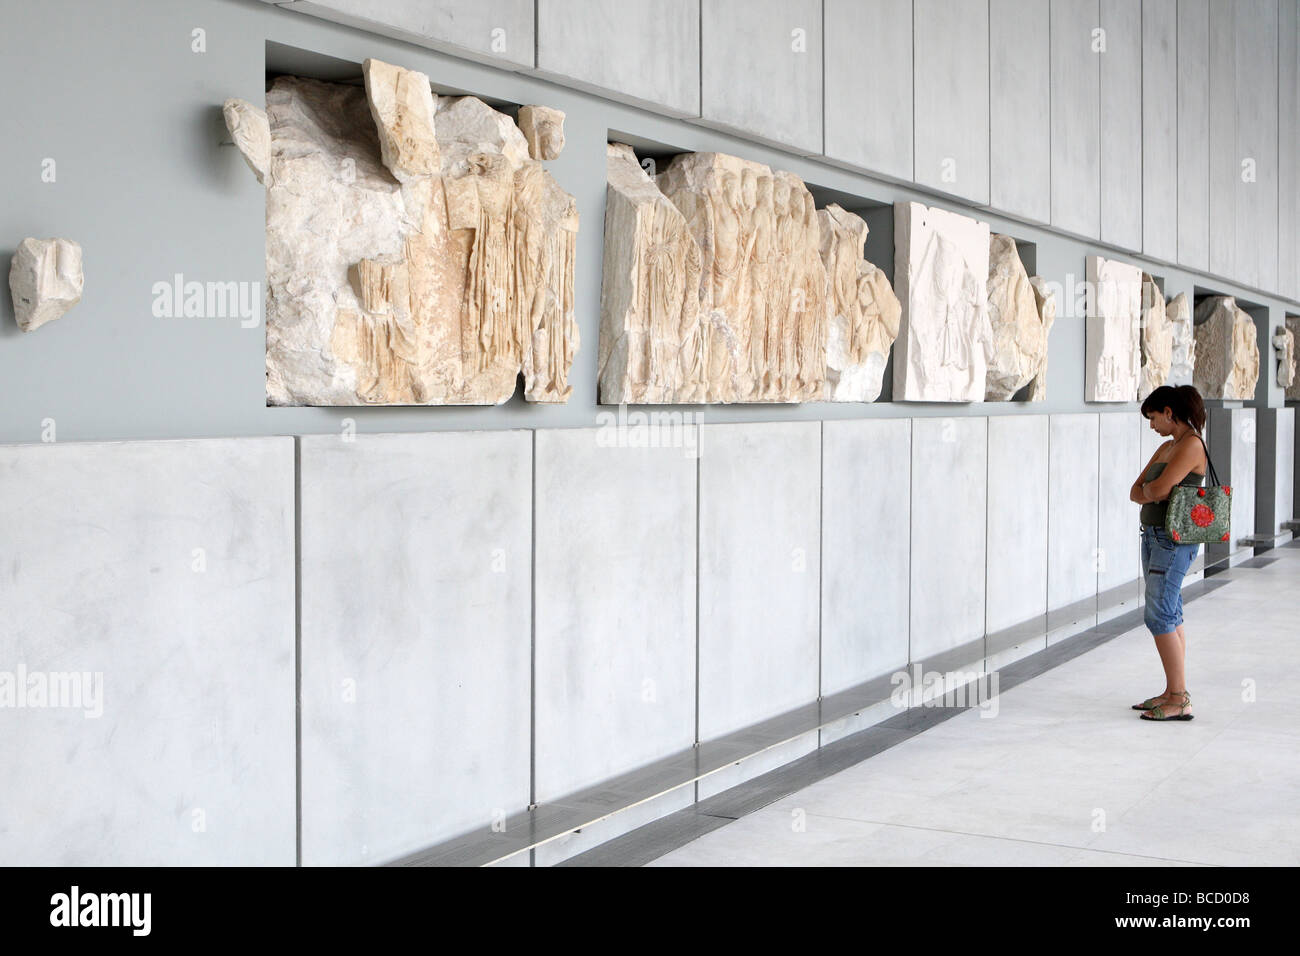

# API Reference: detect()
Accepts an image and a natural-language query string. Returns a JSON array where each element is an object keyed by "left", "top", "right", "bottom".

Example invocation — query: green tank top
[{"left": 1139, "top": 461, "right": 1206, "bottom": 526}]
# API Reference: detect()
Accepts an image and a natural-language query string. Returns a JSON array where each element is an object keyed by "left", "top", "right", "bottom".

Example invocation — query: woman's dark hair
[{"left": 1140, "top": 384, "right": 1206, "bottom": 433}]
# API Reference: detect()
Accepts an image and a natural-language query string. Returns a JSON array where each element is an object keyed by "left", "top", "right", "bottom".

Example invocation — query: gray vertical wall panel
[
  {"left": 1281, "top": 0, "right": 1299, "bottom": 300},
  {"left": 912, "top": 0, "right": 990, "bottom": 204},
  {"left": 1051, "top": 0, "right": 1102, "bottom": 238},
  {"left": 821, "top": 419, "right": 912, "bottom": 694},
  {"left": 909, "top": 417, "right": 987, "bottom": 662},
  {"left": 990, "top": 0, "right": 1051, "bottom": 222},
  {"left": 1177, "top": 0, "right": 1211, "bottom": 271},
  {"left": 1142, "top": 0, "right": 1179, "bottom": 262},
  {"left": 285, "top": 0, "right": 535, "bottom": 68},
  {"left": 533, "top": 428, "right": 698, "bottom": 802},
  {"left": 985, "top": 416, "right": 1050, "bottom": 653},
  {"left": 824, "top": 0, "right": 913, "bottom": 180},
  {"left": 1208, "top": 0, "right": 1236, "bottom": 278},
  {"left": 699, "top": 0, "right": 823, "bottom": 153},
  {"left": 1097, "top": 413, "right": 1142, "bottom": 595},
  {"left": 1100, "top": 0, "right": 1143, "bottom": 250},
  {"left": 1234, "top": 0, "right": 1279, "bottom": 293},
  {"left": 1047, "top": 414, "right": 1100, "bottom": 621},
  {"left": 697, "top": 422, "right": 821, "bottom": 740},
  {"left": 299, "top": 431, "right": 532, "bottom": 866},
  {"left": 0, "top": 438, "right": 296, "bottom": 865},
  {"left": 535, "top": 0, "right": 700, "bottom": 116}
]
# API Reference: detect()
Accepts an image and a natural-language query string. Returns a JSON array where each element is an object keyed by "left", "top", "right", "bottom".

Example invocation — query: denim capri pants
[{"left": 1140, "top": 523, "right": 1200, "bottom": 635}]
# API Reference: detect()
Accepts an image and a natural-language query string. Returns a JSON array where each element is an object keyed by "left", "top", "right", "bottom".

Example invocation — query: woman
[{"left": 1128, "top": 384, "right": 1208, "bottom": 721}]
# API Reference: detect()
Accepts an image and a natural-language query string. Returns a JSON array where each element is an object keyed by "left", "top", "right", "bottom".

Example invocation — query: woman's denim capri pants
[{"left": 1140, "top": 523, "right": 1200, "bottom": 635}]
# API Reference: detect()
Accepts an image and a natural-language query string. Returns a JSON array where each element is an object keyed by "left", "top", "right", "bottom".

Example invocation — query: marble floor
[{"left": 644, "top": 543, "right": 1300, "bottom": 867}]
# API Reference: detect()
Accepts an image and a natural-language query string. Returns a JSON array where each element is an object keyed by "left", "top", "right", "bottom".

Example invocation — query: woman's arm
[
  {"left": 1130, "top": 443, "right": 1165, "bottom": 504},
  {"left": 1143, "top": 436, "right": 1201, "bottom": 500}
]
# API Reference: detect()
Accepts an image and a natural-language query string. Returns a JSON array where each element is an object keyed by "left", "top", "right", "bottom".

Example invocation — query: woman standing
[{"left": 1129, "top": 385, "right": 1208, "bottom": 721}]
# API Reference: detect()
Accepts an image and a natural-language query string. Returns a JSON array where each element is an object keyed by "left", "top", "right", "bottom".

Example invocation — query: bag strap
[{"left": 1192, "top": 431, "right": 1221, "bottom": 488}]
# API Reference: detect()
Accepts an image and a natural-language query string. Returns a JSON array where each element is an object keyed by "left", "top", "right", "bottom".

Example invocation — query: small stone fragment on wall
[
  {"left": 1192, "top": 296, "right": 1259, "bottom": 400},
  {"left": 517, "top": 106, "right": 565, "bottom": 161},
  {"left": 893, "top": 202, "right": 991, "bottom": 402},
  {"left": 1084, "top": 255, "right": 1142, "bottom": 402},
  {"left": 1272, "top": 325, "right": 1295, "bottom": 389},
  {"left": 264, "top": 59, "right": 578, "bottom": 405},
  {"left": 985, "top": 235, "right": 1050, "bottom": 401},
  {"left": 9, "top": 237, "right": 83, "bottom": 332},
  {"left": 1166, "top": 292, "right": 1195, "bottom": 386},
  {"left": 819, "top": 204, "right": 900, "bottom": 402},
  {"left": 222, "top": 98, "right": 271, "bottom": 185},
  {"left": 1137, "top": 273, "right": 1172, "bottom": 400}
]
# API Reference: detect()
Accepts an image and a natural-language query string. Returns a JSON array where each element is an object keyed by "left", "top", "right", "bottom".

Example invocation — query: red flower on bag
[
  {"left": 1171, "top": 529, "right": 1181, "bottom": 541},
  {"left": 1198, "top": 488, "right": 1206, "bottom": 497},
  {"left": 1221, "top": 531, "right": 1230, "bottom": 541},
  {"left": 1191, "top": 504, "right": 1215, "bottom": 527},
  {"left": 1224, "top": 486, "right": 1231, "bottom": 494}
]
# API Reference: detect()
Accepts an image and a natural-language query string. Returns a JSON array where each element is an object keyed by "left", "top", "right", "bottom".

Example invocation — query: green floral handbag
[{"left": 1165, "top": 433, "right": 1232, "bottom": 545}]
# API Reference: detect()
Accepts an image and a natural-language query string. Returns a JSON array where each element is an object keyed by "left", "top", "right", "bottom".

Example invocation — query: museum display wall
[{"left": 1, "top": 0, "right": 1297, "bottom": 866}]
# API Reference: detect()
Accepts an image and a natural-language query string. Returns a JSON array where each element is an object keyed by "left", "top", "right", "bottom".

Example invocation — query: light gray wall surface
[
  {"left": 1051, "top": 0, "right": 1102, "bottom": 239},
  {"left": 1047, "top": 414, "right": 1101, "bottom": 613},
  {"left": 985, "top": 415, "right": 1050, "bottom": 636},
  {"left": 990, "top": 0, "right": 1051, "bottom": 223},
  {"left": 298, "top": 430, "right": 532, "bottom": 866},
  {"left": 1142, "top": 0, "right": 1179, "bottom": 263},
  {"left": 0, "top": 437, "right": 295, "bottom": 865},
  {"left": 1100, "top": 0, "right": 1144, "bottom": 251},
  {"left": 1177, "top": 0, "right": 1211, "bottom": 272}
]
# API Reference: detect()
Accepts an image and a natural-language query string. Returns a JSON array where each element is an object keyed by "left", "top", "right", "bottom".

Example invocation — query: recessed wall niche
[
  {"left": 597, "top": 134, "right": 898, "bottom": 406},
  {"left": 258, "top": 43, "right": 579, "bottom": 407}
]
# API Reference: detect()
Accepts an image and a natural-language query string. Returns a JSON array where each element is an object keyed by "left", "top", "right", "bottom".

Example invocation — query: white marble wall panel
[
  {"left": 1098, "top": 412, "right": 1142, "bottom": 593},
  {"left": 913, "top": 0, "right": 990, "bottom": 203},
  {"left": 824, "top": 0, "right": 913, "bottom": 180},
  {"left": 0, "top": 437, "right": 295, "bottom": 865},
  {"left": 990, "top": 0, "right": 1051, "bottom": 222},
  {"left": 534, "top": 427, "right": 697, "bottom": 801},
  {"left": 1100, "top": 0, "right": 1143, "bottom": 251},
  {"left": 1231, "top": 408, "right": 1258, "bottom": 553},
  {"left": 1281, "top": 0, "right": 1299, "bottom": 301},
  {"left": 1207, "top": 0, "right": 1236, "bottom": 279},
  {"left": 1177, "top": 0, "right": 1211, "bottom": 271},
  {"left": 986, "top": 416, "right": 1050, "bottom": 637},
  {"left": 1047, "top": 414, "right": 1100, "bottom": 616},
  {"left": 909, "top": 416, "right": 988, "bottom": 663},
  {"left": 299, "top": 431, "right": 531, "bottom": 866},
  {"left": 697, "top": 422, "right": 821, "bottom": 741},
  {"left": 1233, "top": 0, "right": 1279, "bottom": 292},
  {"left": 284, "top": 0, "right": 535, "bottom": 68},
  {"left": 821, "top": 419, "right": 912, "bottom": 696},
  {"left": 699, "top": 0, "right": 823, "bottom": 153},
  {"left": 535, "top": 0, "right": 700, "bottom": 116},
  {"left": 1051, "top": 0, "right": 1102, "bottom": 238},
  {"left": 1142, "top": 0, "right": 1179, "bottom": 262},
  {"left": 1255, "top": 408, "right": 1295, "bottom": 535}
]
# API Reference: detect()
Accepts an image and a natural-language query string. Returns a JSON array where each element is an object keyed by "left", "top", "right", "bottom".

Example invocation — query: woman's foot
[
  {"left": 1132, "top": 691, "right": 1170, "bottom": 710},
  {"left": 1140, "top": 690, "right": 1193, "bottom": 720}
]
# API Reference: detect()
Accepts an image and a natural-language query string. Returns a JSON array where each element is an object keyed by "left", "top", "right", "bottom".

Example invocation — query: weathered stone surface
[
  {"left": 264, "top": 59, "right": 578, "bottom": 406},
  {"left": 656, "top": 152, "right": 828, "bottom": 403},
  {"left": 1084, "top": 255, "right": 1142, "bottom": 402},
  {"left": 1192, "top": 295, "right": 1259, "bottom": 400},
  {"left": 819, "top": 204, "right": 899, "bottom": 402},
  {"left": 1272, "top": 325, "right": 1295, "bottom": 389},
  {"left": 1166, "top": 292, "right": 1195, "bottom": 386},
  {"left": 1288, "top": 316, "right": 1300, "bottom": 400},
  {"left": 9, "top": 237, "right": 83, "bottom": 332},
  {"left": 1026, "top": 276, "right": 1057, "bottom": 401},
  {"left": 362, "top": 58, "right": 439, "bottom": 183},
  {"left": 598, "top": 143, "right": 703, "bottom": 404},
  {"left": 518, "top": 106, "right": 565, "bottom": 160},
  {"left": 892, "top": 202, "right": 991, "bottom": 402},
  {"left": 985, "top": 234, "right": 1049, "bottom": 401},
  {"left": 222, "top": 98, "right": 271, "bottom": 185},
  {"left": 1137, "top": 273, "right": 1172, "bottom": 400}
]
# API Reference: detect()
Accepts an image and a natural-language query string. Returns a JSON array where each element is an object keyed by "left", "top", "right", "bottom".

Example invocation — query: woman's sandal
[
  {"left": 1132, "top": 695, "right": 1165, "bottom": 710},
  {"left": 1140, "top": 690, "right": 1194, "bottom": 721}
]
